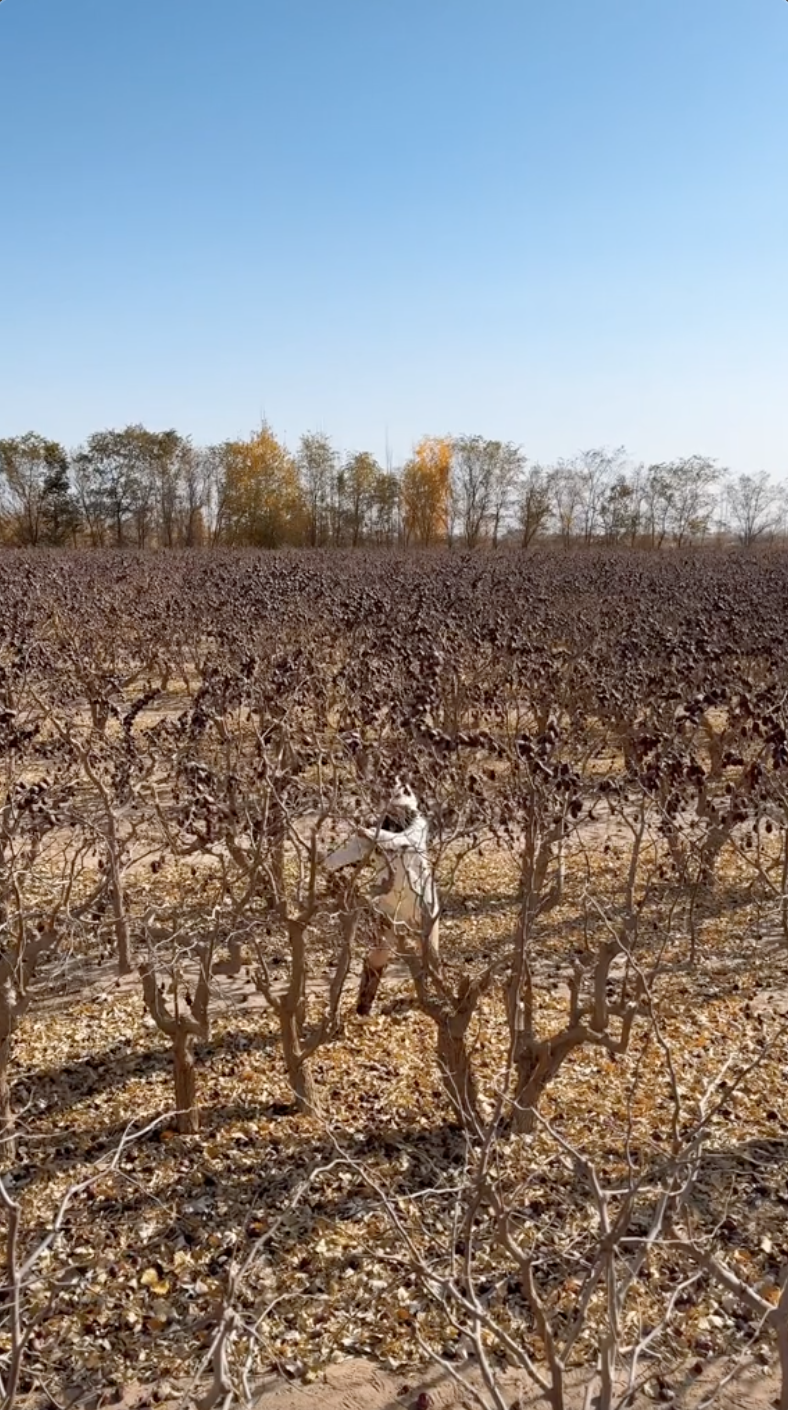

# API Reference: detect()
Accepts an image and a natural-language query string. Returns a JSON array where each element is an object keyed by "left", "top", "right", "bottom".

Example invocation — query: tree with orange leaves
[
  {"left": 400, "top": 436, "right": 452, "bottom": 546},
  {"left": 215, "top": 423, "right": 305, "bottom": 548}
]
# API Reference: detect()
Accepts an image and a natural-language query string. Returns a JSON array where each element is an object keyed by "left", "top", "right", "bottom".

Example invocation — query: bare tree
[
  {"left": 451, "top": 437, "right": 526, "bottom": 548},
  {"left": 576, "top": 447, "right": 626, "bottom": 545},
  {"left": 297, "top": 431, "right": 337, "bottom": 548},
  {"left": 600, "top": 470, "right": 642, "bottom": 545},
  {"left": 0, "top": 762, "right": 99, "bottom": 1157},
  {"left": 253, "top": 891, "right": 357, "bottom": 1114},
  {"left": 727, "top": 471, "right": 782, "bottom": 547},
  {"left": 550, "top": 460, "right": 583, "bottom": 548},
  {"left": 489, "top": 443, "right": 525, "bottom": 546},
  {"left": 517, "top": 464, "right": 553, "bottom": 548},
  {"left": 139, "top": 916, "right": 213, "bottom": 1134},
  {"left": 642, "top": 456, "right": 721, "bottom": 548},
  {"left": 0, "top": 434, "right": 73, "bottom": 547},
  {"left": 452, "top": 437, "right": 497, "bottom": 548}
]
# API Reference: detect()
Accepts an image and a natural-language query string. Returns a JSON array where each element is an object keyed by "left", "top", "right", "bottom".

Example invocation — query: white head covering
[{"left": 388, "top": 779, "right": 419, "bottom": 819}]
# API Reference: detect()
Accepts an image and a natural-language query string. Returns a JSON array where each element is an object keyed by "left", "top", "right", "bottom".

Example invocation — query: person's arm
[
  {"left": 374, "top": 817, "right": 428, "bottom": 852},
  {"left": 325, "top": 814, "right": 428, "bottom": 869},
  {"left": 369, "top": 826, "right": 412, "bottom": 851},
  {"left": 324, "top": 833, "right": 374, "bottom": 871}
]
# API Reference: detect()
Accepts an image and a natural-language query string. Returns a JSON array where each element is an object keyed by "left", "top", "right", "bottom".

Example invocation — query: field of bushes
[{"left": 2, "top": 547, "right": 788, "bottom": 1410}]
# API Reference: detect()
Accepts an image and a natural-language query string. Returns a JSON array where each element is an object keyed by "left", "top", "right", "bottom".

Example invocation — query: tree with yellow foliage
[
  {"left": 400, "top": 436, "right": 452, "bottom": 547},
  {"left": 214, "top": 424, "right": 304, "bottom": 548}
]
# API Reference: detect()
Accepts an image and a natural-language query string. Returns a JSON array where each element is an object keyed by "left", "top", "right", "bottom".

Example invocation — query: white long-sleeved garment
[{"left": 324, "top": 803, "right": 438, "bottom": 934}]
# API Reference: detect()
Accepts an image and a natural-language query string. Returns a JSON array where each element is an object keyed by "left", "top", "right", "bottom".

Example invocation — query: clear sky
[{"left": 1, "top": 0, "right": 786, "bottom": 474}]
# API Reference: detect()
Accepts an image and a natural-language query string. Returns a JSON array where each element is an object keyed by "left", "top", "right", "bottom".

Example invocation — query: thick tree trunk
[
  {"left": 508, "top": 961, "right": 556, "bottom": 1133},
  {"left": 511, "top": 1051, "right": 545, "bottom": 1134},
  {"left": 398, "top": 923, "right": 484, "bottom": 1127},
  {"left": 279, "top": 1010, "right": 317, "bottom": 1114},
  {"left": 435, "top": 1012, "right": 480, "bottom": 1125},
  {"left": 173, "top": 1029, "right": 199, "bottom": 1134},
  {"left": 697, "top": 823, "right": 732, "bottom": 890}
]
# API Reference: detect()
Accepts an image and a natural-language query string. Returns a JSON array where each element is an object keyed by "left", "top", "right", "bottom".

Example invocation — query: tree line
[{"left": 0, "top": 423, "right": 784, "bottom": 550}]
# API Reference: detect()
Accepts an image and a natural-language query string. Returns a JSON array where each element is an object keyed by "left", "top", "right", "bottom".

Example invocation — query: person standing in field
[{"left": 324, "top": 782, "right": 440, "bottom": 1014}]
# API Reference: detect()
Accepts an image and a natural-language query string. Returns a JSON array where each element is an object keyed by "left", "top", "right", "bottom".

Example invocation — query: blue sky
[{"left": 1, "top": 0, "right": 786, "bottom": 473}]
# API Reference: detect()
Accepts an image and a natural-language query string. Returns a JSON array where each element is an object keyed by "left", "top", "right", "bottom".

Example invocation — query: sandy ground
[
  {"left": 246, "top": 1355, "right": 783, "bottom": 1410},
  {"left": 95, "top": 1353, "right": 782, "bottom": 1410}
]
